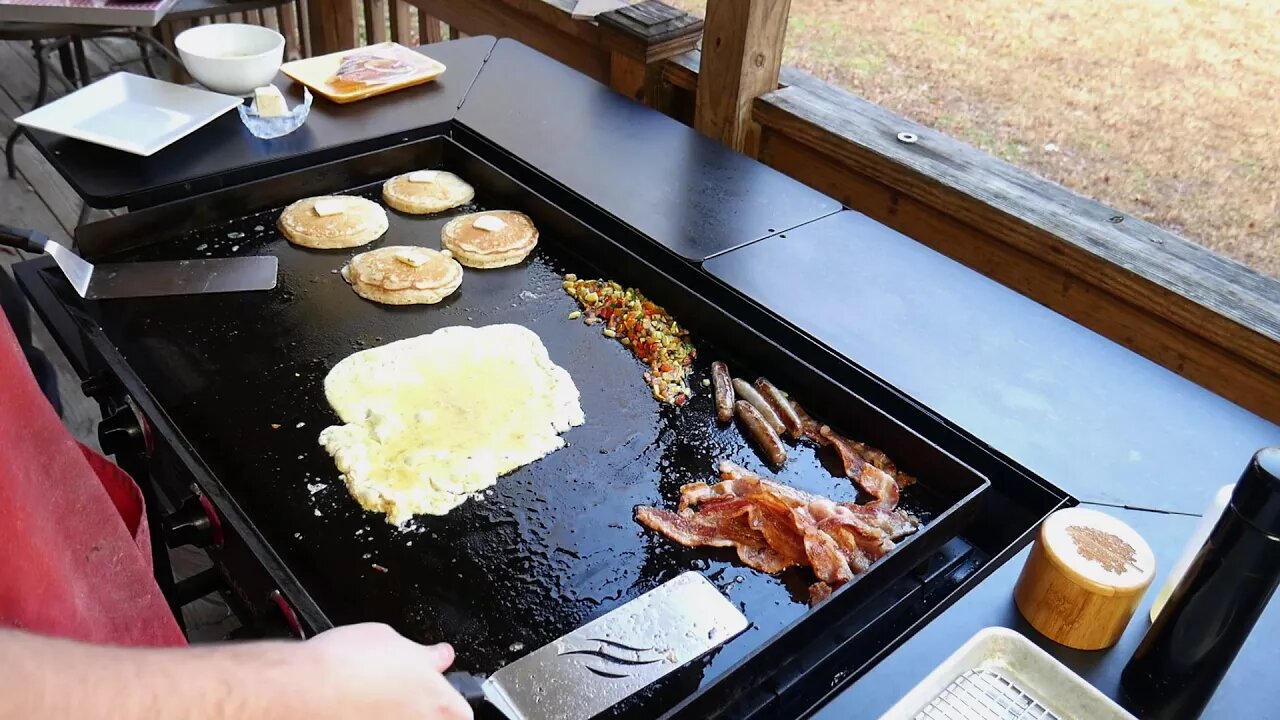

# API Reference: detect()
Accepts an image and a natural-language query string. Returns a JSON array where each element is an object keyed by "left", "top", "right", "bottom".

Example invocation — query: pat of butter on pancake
[
  {"left": 473, "top": 215, "right": 507, "bottom": 232},
  {"left": 313, "top": 198, "right": 346, "bottom": 217},
  {"left": 394, "top": 250, "right": 427, "bottom": 267},
  {"left": 408, "top": 170, "right": 440, "bottom": 183},
  {"left": 318, "top": 325, "right": 585, "bottom": 525}
]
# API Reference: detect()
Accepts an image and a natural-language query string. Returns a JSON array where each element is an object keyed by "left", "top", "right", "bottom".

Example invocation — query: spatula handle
[
  {"left": 444, "top": 671, "right": 488, "bottom": 708},
  {"left": 0, "top": 224, "right": 49, "bottom": 254}
]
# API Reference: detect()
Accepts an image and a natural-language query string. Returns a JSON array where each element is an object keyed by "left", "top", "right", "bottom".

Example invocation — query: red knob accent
[
  {"left": 269, "top": 590, "right": 306, "bottom": 639},
  {"left": 197, "top": 493, "right": 224, "bottom": 547}
]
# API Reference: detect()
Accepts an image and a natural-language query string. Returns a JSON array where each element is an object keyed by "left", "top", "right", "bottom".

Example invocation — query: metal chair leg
[
  {"left": 32, "top": 40, "right": 49, "bottom": 109},
  {"left": 72, "top": 36, "right": 90, "bottom": 87},
  {"left": 6, "top": 127, "right": 24, "bottom": 179},
  {"left": 138, "top": 30, "right": 157, "bottom": 78},
  {"left": 57, "top": 42, "right": 75, "bottom": 82}
]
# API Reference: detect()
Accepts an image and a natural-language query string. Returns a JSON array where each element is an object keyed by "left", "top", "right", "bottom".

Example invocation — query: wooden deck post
[
  {"left": 306, "top": 0, "right": 360, "bottom": 54},
  {"left": 695, "top": 0, "right": 790, "bottom": 152},
  {"left": 364, "top": 0, "right": 389, "bottom": 43},
  {"left": 389, "top": 1, "right": 413, "bottom": 43},
  {"left": 419, "top": 10, "right": 444, "bottom": 43},
  {"left": 597, "top": 1, "right": 702, "bottom": 109}
]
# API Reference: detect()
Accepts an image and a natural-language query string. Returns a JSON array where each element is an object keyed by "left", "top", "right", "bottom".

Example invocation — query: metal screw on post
[{"left": 896, "top": 132, "right": 918, "bottom": 144}]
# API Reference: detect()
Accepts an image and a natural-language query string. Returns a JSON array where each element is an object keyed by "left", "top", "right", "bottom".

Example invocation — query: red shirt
[{"left": 0, "top": 314, "right": 183, "bottom": 646}]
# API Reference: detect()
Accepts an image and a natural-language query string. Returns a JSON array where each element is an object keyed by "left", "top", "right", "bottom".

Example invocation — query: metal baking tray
[
  {"left": 43, "top": 135, "right": 989, "bottom": 718},
  {"left": 881, "top": 627, "right": 1136, "bottom": 720}
]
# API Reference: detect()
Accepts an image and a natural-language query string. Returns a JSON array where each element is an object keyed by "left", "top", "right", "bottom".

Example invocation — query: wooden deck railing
[
  {"left": 296, "top": 0, "right": 455, "bottom": 54},
  {"left": 171, "top": 0, "right": 1280, "bottom": 421}
]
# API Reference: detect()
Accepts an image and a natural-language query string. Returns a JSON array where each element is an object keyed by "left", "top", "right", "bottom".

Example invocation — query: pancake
[
  {"left": 318, "top": 325, "right": 586, "bottom": 524},
  {"left": 440, "top": 210, "right": 539, "bottom": 269},
  {"left": 278, "top": 195, "right": 388, "bottom": 249},
  {"left": 382, "top": 170, "right": 475, "bottom": 215},
  {"left": 341, "top": 246, "right": 463, "bottom": 305}
]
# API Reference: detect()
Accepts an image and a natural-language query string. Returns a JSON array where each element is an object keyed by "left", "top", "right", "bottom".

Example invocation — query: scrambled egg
[{"left": 319, "top": 324, "right": 585, "bottom": 525}]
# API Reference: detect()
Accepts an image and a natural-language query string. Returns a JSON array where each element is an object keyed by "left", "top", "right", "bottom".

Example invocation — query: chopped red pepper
[{"left": 562, "top": 275, "right": 696, "bottom": 405}]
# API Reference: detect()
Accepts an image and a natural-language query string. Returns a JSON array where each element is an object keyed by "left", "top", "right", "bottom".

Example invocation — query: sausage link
[
  {"left": 732, "top": 378, "right": 786, "bottom": 435},
  {"left": 754, "top": 377, "right": 803, "bottom": 440},
  {"left": 735, "top": 400, "right": 787, "bottom": 467},
  {"left": 711, "top": 361, "right": 735, "bottom": 424}
]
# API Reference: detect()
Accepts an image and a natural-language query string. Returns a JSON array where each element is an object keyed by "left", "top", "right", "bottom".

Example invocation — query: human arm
[{"left": 0, "top": 622, "right": 471, "bottom": 720}]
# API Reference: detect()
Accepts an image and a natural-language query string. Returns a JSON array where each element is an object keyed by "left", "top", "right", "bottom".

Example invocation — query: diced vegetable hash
[{"left": 563, "top": 275, "right": 696, "bottom": 405}]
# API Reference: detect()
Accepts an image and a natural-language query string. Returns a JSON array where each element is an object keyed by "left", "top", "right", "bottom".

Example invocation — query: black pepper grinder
[{"left": 1121, "top": 447, "right": 1280, "bottom": 719}]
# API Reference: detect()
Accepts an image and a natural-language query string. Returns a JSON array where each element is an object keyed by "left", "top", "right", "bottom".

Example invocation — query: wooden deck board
[{"left": 0, "top": 38, "right": 135, "bottom": 232}]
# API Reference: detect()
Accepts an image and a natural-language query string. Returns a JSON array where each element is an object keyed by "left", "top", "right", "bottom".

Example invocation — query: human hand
[{"left": 297, "top": 623, "right": 472, "bottom": 720}]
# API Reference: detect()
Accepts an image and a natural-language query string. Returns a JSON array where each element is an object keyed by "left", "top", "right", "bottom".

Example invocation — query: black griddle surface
[{"left": 78, "top": 146, "right": 964, "bottom": 715}]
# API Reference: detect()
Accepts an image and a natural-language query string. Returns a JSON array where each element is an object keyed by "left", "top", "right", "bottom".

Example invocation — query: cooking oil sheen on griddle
[{"left": 319, "top": 324, "right": 585, "bottom": 525}]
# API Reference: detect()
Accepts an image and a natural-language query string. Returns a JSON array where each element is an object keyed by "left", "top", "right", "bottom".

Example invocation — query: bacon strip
[
  {"left": 792, "top": 400, "right": 825, "bottom": 445},
  {"left": 797, "top": 507, "right": 853, "bottom": 585},
  {"left": 745, "top": 491, "right": 810, "bottom": 566},
  {"left": 819, "top": 425, "right": 902, "bottom": 508},
  {"left": 635, "top": 463, "right": 920, "bottom": 605},
  {"left": 793, "top": 400, "right": 915, "bottom": 492},
  {"left": 634, "top": 504, "right": 795, "bottom": 575},
  {"left": 636, "top": 506, "right": 747, "bottom": 548},
  {"left": 738, "top": 544, "right": 793, "bottom": 574},
  {"left": 809, "top": 581, "right": 834, "bottom": 605}
]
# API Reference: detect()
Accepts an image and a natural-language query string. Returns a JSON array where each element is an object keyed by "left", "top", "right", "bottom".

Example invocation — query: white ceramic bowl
[{"left": 175, "top": 24, "right": 284, "bottom": 96}]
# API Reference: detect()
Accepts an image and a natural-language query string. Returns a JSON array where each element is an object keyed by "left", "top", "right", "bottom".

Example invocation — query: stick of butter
[
  {"left": 473, "top": 215, "right": 507, "bottom": 232},
  {"left": 253, "top": 85, "right": 290, "bottom": 118},
  {"left": 408, "top": 170, "right": 440, "bottom": 183},
  {"left": 314, "top": 198, "right": 346, "bottom": 217}
]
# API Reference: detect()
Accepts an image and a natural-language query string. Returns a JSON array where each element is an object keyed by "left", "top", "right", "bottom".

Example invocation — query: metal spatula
[
  {"left": 0, "top": 224, "right": 277, "bottom": 299},
  {"left": 446, "top": 572, "right": 748, "bottom": 720}
]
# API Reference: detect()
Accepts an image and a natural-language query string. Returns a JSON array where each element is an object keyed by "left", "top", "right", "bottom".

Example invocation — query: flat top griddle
[{"left": 62, "top": 136, "right": 985, "bottom": 717}]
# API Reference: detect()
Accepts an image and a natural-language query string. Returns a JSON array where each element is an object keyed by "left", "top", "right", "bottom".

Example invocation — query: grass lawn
[{"left": 671, "top": 0, "right": 1279, "bottom": 278}]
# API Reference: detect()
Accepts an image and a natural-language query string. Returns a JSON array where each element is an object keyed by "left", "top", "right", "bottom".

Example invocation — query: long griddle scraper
[
  {"left": 446, "top": 572, "right": 748, "bottom": 720},
  {"left": 1, "top": 224, "right": 277, "bottom": 299}
]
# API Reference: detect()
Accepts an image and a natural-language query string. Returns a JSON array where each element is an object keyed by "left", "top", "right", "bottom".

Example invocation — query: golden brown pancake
[
  {"left": 382, "top": 170, "right": 475, "bottom": 215},
  {"left": 278, "top": 196, "right": 388, "bottom": 249},
  {"left": 440, "top": 210, "right": 538, "bottom": 269},
  {"left": 341, "top": 246, "right": 463, "bottom": 305}
]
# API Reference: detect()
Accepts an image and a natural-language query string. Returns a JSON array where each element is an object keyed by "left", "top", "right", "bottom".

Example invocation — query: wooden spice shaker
[{"left": 1014, "top": 507, "right": 1155, "bottom": 650}]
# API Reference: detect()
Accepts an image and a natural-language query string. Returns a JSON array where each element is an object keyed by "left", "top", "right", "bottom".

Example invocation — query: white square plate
[{"left": 16, "top": 72, "right": 242, "bottom": 157}]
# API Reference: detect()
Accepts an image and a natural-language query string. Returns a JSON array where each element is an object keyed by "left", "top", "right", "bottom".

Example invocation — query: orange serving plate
[{"left": 280, "top": 42, "right": 446, "bottom": 104}]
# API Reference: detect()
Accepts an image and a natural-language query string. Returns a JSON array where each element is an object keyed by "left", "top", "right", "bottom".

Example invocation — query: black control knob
[
  {"left": 165, "top": 495, "right": 222, "bottom": 548},
  {"left": 79, "top": 372, "right": 116, "bottom": 400},
  {"left": 98, "top": 405, "right": 146, "bottom": 457}
]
